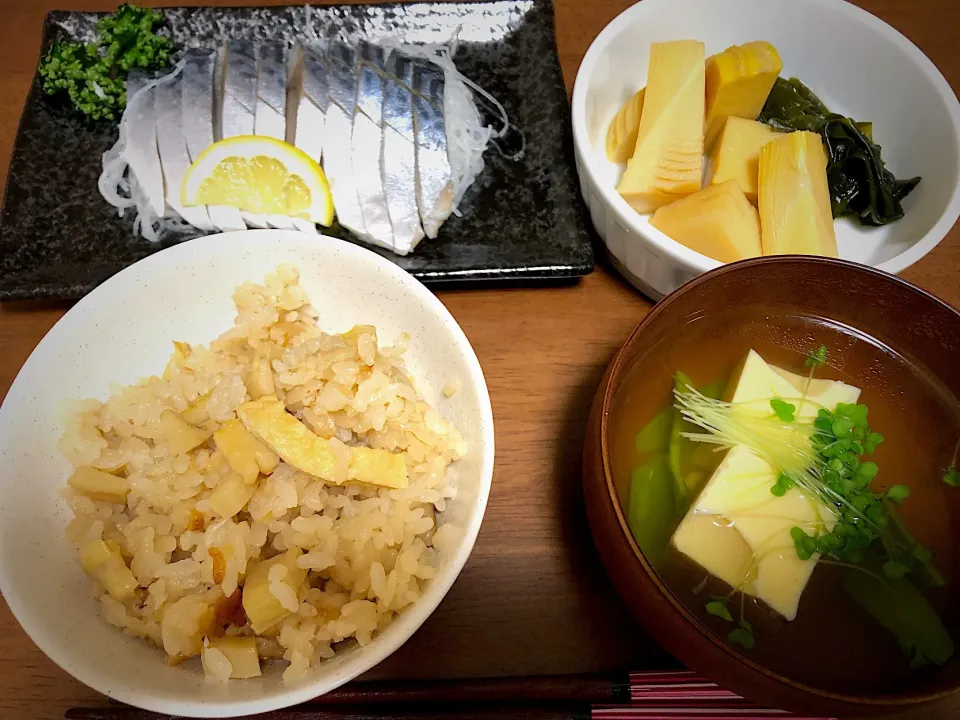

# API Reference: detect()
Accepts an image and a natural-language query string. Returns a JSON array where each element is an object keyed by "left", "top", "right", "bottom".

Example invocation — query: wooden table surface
[{"left": 1, "top": 1, "right": 959, "bottom": 718}]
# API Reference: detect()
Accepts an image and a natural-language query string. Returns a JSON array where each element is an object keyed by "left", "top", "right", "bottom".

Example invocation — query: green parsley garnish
[
  {"left": 703, "top": 596, "right": 754, "bottom": 650},
  {"left": 770, "top": 398, "right": 796, "bottom": 422},
  {"left": 780, "top": 400, "right": 943, "bottom": 588},
  {"left": 886, "top": 485, "right": 910, "bottom": 503},
  {"left": 38, "top": 4, "right": 171, "bottom": 121},
  {"left": 705, "top": 599, "right": 733, "bottom": 622},
  {"left": 783, "top": 402, "right": 887, "bottom": 564},
  {"left": 728, "top": 625, "right": 755, "bottom": 650},
  {"left": 785, "top": 401, "right": 941, "bottom": 584},
  {"left": 770, "top": 472, "right": 795, "bottom": 497},
  {"left": 805, "top": 344, "right": 827, "bottom": 369}
]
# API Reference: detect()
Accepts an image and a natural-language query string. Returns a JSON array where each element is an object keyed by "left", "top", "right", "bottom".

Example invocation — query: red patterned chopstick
[
  {"left": 629, "top": 671, "right": 744, "bottom": 704},
  {"left": 594, "top": 712, "right": 824, "bottom": 720},
  {"left": 630, "top": 671, "right": 706, "bottom": 685}
]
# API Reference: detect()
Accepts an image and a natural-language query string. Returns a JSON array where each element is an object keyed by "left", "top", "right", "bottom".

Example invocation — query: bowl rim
[
  {"left": 596, "top": 254, "right": 960, "bottom": 706},
  {"left": 570, "top": 0, "right": 960, "bottom": 277},
  {"left": 0, "top": 230, "right": 496, "bottom": 718}
]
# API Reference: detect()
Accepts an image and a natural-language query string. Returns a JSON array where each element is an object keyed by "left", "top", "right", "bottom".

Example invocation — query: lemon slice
[{"left": 182, "top": 136, "right": 334, "bottom": 226}]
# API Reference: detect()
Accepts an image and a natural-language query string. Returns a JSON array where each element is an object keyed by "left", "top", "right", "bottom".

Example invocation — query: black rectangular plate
[{"left": 0, "top": 0, "right": 593, "bottom": 301}]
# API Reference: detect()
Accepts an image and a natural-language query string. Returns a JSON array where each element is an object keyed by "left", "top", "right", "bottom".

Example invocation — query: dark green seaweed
[{"left": 759, "top": 78, "right": 920, "bottom": 226}]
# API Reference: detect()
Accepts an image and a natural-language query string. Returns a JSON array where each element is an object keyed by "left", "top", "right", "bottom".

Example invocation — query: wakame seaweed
[{"left": 759, "top": 78, "right": 920, "bottom": 227}]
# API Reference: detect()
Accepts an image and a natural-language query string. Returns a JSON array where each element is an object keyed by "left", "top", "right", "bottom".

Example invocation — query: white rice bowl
[{"left": 0, "top": 231, "right": 494, "bottom": 718}]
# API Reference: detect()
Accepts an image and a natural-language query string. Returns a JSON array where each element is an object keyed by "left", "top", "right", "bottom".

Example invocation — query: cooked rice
[{"left": 59, "top": 264, "right": 466, "bottom": 680}]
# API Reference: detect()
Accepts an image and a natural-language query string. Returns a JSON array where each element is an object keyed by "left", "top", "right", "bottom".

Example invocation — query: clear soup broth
[{"left": 610, "top": 306, "right": 960, "bottom": 695}]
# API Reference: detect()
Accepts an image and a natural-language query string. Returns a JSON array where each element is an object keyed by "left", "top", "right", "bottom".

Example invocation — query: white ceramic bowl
[
  {"left": 0, "top": 231, "right": 495, "bottom": 717},
  {"left": 572, "top": 0, "right": 960, "bottom": 299}
]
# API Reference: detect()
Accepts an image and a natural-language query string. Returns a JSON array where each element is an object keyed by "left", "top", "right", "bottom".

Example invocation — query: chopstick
[
  {"left": 314, "top": 671, "right": 736, "bottom": 706},
  {"left": 66, "top": 707, "right": 594, "bottom": 720},
  {"left": 66, "top": 707, "right": 830, "bottom": 720},
  {"left": 593, "top": 713, "right": 827, "bottom": 720},
  {"left": 306, "top": 673, "right": 634, "bottom": 705},
  {"left": 66, "top": 670, "right": 832, "bottom": 720}
]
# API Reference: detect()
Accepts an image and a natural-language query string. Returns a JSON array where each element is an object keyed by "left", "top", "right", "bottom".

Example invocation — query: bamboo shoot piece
[
  {"left": 606, "top": 87, "right": 646, "bottom": 163},
  {"left": 160, "top": 409, "right": 213, "bottom": 456},
  {"left": 214, "top": 419, "right": 279, "bottom": 484},
  {"left": 706, "top": 117, "right": 780, "bottom": 204},
  {"left": 80, "top": 538, "right": 138, "bottom": 601},
  {"left": 68, "top": 466, "right": 130, "bottom": 504},
  {"left": 758, "top": 131, "right": 838, "bottom": 257},
  {"left": 209, "top": 471, "right": 257, "bottom": 518},
  {"left": 616, "top": 40, "right": 705, "bottom": 213},
  {"left": 241, "top": 551, "right": 307, "bottom": 633},
  {"left": 650, "top": 180, "right": 762, "bottom": 263},
  {"left": 704, "top": 41, "right": 782, "bottom": 150},
  {"left": 202, "top": 636, "right": 262, "bottom": 679}
]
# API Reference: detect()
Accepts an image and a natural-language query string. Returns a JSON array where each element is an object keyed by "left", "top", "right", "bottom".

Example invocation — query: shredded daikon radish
[
  {"left": 129, "top": 176, "right": 160, "bottom": 242},
  {"left": 128, "top": 175, "right": 192, "bottom": 242},
  {"left": 434, "top": 50, "right": 494, "bottom": 209},
  {"left": 457, "top": 71, "right": 525, "bottom": 162},
  {"left": 98, "top": 141, "right": 135, "bottom": 217}
]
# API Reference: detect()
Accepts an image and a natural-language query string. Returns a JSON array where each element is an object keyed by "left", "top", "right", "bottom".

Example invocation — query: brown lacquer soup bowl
[{"left": 583, "top": 256, "right": 960, "bottom": 716}]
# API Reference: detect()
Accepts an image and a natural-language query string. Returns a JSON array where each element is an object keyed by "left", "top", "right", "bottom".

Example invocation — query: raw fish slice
[
  {"left": 380, "top": 52, "right": 424, "bottom": 255},
  {"left": 288, "top": 43, "right": 327, "bottom": 165},
  {"left": 254, "top": 42, "right": 298, "bottom": 230},
  {"left": 182, "top": 49, "right": 245, "bottom": 232},
  {"left": 352, "top": 42, "right": 394, "bottom": 249},
  {"left": 391, "top": 42, "right": 500, "bottom": 234},
  {"left": 324, "top": 42, "right": 369, "bottom": 239},
  {"left": 221, "top": 40, "right": 257, "bottom": 137},
  {"left": 221, "top": 40, "right": 268, "bottom": 229},
  {"left": 411, "top": 60, "right": 454, "bottom": 239},
  {"left": 123, "top": 74, "right": 165, "bottom": 218},
  {"left": 155, "top": 75, "right": 215, "bottom": 230},
  {"left": 285, "top": 44, "right": 328, "bottom": 235},
  {"left": 255, "top": 42, "right": 289, "bottom": 140}
]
